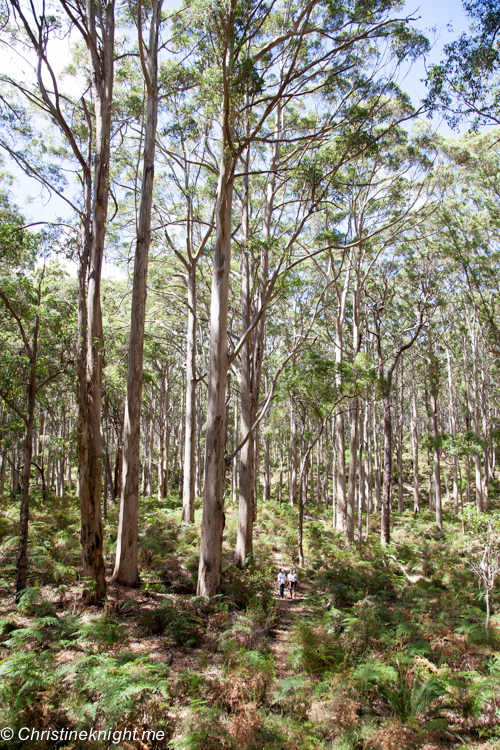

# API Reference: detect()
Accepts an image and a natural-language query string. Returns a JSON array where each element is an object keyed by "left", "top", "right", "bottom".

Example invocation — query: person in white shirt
[
  {"left": 287, "top": 570, "right": 294, "bottom": 598},
  {"left": 277, "top": 569, "right": 286, "bottom": 599},
  {"left": 291, "top": 570, "right": 298, "bottom": 599}
]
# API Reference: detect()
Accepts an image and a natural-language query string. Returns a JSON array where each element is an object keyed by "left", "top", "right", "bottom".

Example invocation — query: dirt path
[{"left": 270, "top": 554, "right": 314, "bottom": 680}]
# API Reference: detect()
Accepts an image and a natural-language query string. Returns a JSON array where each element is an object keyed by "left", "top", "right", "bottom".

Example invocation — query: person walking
[
  {"left": 291, "top": 570, "right": 298, "bottom": 599},
  {"left": 287, "top": 569, "right": 294, "bottom": 599},
  {"left": 277, "top": 569, "right": 286, "bottom": 599}
]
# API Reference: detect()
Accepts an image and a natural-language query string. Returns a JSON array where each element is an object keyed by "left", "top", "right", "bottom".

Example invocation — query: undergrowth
[{"left": 1, "top": 490, "right": 500, "bottom": 749}]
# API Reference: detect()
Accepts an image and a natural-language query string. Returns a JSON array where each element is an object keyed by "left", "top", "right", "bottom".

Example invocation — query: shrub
[
  {"left": 142, "top": 602, "right": 203, "bottom": 647},
  {"left": 290, "top": 621, "right": 343, "bottom": 674}
]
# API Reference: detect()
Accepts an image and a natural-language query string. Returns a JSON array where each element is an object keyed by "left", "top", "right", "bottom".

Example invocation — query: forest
[{"left": 1, "top": 0, "right": 500, "bottom": 747}]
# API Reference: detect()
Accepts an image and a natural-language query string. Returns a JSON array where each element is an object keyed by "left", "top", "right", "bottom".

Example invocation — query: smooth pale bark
[
  {"left": 336, "top": 413, "right": 347, "bottom": 531},
  {"left": 182, "top": 263, "right": 197, "bottom": 521},
  {"left": 430, "top": 388, "right": 442, "bottom": 530},
  {"left": 424, "top": 383, "right": 434, "bottom": 512},
  {"left": 230, "top": 395, "right": 238, "bottom": 504},
  {"left": 322, "top": 424, "right": 330, "bottom": 505},
  {"left": 468, "top": 314, "right": 484, "bottom": 511},
  {"left": 346, "top": 266, "right": 361, "bottom": 543},
  {"left": 397, "top": 368, "right": 404, "bottom": 516},
  {"left": 364, "top": 407, "right": 371, "bottom": 540},
  {"left": 364, "top": 406, "right": 372, "bottom": 513},
  {"left": 290, "top": 406, "right": 298, "bottom": 506},
  {"left": 480, "top": 361, "right": 490, "bottom": 511},
  {"left": 178, "top": 380, "right": 185, "bottom": 498},
  {"left": 346, "top": 401, "right": 358, "bottom": 544},
  {"left": 428, "top": 337, "right": 442, "bottom": 531},
  {"left": 157, "top": 370, "right": 170, "bottom": 499},
  {"left": 113, "top": 0, "right": 162, "bottom": 587},
  {"left": 375, "top": 308, "right": 424, "bottom": 545},
  {"left": 197, "top": 139, "right": 235, "bottom": 597},
  {"left": 333, "top": 252, "right": 351, "bottom": 531},
  {"left": 195, "top": 418, "right": 201, "bottom": 496},
  {"left": 298, "top": 424, "right": 327, "bottom": 566},
  {"left": 114, "top": 1, "right": 161, "bottom": 586},
  {"left": 358, "top": 404, "right": 365, "bottom": 547},
  {"left": 445, "top": 346, "right": 459, "bottom": 517},
  {"left": 463, "top": 342, "right": 473, "bottom": 512},
  {"left": 381, "top": 393, "right": 392, "bottom": 545},
  {"left": 80, "top": 0, "right": 115, "bottom": 604},
  {"left": 8, "top": 0, "right": 111, "bottom": 602},
  {"left": 411, "top": 384, "right": 420, "bottom": 513},
  {"left": 373, "top": 406, "right": 381, "bottom": 513},
  {"left": 253, "top": 428, "right": 260, "bottom": 521},
  {"left": 101, "top": 429, "right": 114, "bottom": 514},
  {"left": 235, "top": 104, "right": 278, "bottom": 563},
  {"left": 298, "top": 464, "right": 306, "bottom": 568},
  {"left": 170, "top": 435, "right": 178, "bottom": 492},
  {"left": 234, "top": 146, "right": 254, "bottom": 566},
  {"left": 278, "top": 443, "right": 284, "bottom": 505},
  {"left": 332, "top": 418, "right": 337, "bottom": 525}
]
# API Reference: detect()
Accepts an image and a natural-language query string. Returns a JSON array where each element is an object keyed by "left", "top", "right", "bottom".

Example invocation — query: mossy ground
[{"left": 1, "top": 488, "right": 500, "bottom": 750}]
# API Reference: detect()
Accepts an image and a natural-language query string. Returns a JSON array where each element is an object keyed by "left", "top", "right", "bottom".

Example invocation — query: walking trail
[{"left": 270, "top": 552, "right": 315, "bottom": 680}]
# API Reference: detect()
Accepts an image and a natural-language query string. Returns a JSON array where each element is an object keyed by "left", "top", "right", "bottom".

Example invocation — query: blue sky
[
  {"left": 402, "top": 0, "right": 470, "bottom": 130},
  {"left": 3, "top": 0, "right": 474, "bottom": 232}
]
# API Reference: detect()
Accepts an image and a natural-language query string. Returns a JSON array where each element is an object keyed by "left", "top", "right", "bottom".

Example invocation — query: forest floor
[
  {"left": 2, "top": 489, "right": 500, "bottom": 750},
  {"left": 269, "top": 551, "right": 315, "bottom": 681}
]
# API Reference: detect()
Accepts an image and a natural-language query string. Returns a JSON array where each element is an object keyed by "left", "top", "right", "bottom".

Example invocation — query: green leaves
[{"left": 426, "top": 0, "right": 500, "bottom": 128}]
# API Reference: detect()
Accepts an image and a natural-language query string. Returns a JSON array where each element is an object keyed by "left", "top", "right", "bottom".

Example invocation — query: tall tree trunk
[
  {"left": 235, "top": 101, "right": 278, "bottom": 561},
  {"left": 336, "top": 412, "right": 347, "bottom": 531},
  {"left": 290, "top": 405, "right": 297, "bottom": 506},
  {"left": 373, "top": 405, "right": 381, "bottom": 513},
  {"left": 197, "top": 126, "right": 235, "bottom": 596},
  {"left": 0, "top": 452, "right": 6, "bottom": 496},
  {"left": 298, "top": 462, "right": 305, "bottom": 568},
  {"left": 481, "top": 360, "right": 490, "bottom": 511},
  {"left": 358, "top": 404, "right": 365, "bottom": 547},
  {"left": 147, "top": 418, "right": 153, "bottom": 497},
  {"left": 468, "top": 315, "right": 484, "bottom": 511},
  {"left": 445, "top": 345, "right": 459, "bottom": 518},
  {"left": 231, "top": 394, "right": 238, "bottom": 504},
  {"left": 253, "top": 427, "right": 260, "bottom": 521},
  {"left": 80, "top": 0, "right": 115, "bottom": 604},
  {"left": 428, "top": 336, "right": 442, "bottom": 531},
  {"left": 397, "top": 364, "right": 404, "bottom": 516},
  {"left": 411, "top": 383, "right": 420, "bottom": 513},
  {"left": 16, "top": 321, "right": 38, "bottom": 599},
  {"left": 381, "top": 392, "right": 392, "bottom": 545},
  {"left": 322, "top": 420, "right": 330, "bottom": 506},
  {"left": 196, "top": 391, "right": 203, "bottom": 497},
  {"left": 364, "top": 405, "right": 372, "bottom": 514},
  {"left": 424, "top": 382, "right": 434, "bottom": 512},
  {"left": 101, "top": 428, "right": 114, "bottom": 516},
  {"left": 346, "top": 400, "right": 358, "bottom": 544},
  {"left": 264, "top": 431, "right": 271, "bottom": 501},
  {"left": 234, "top": 143, "right": 254, "bottom": 566},
  {"left": 114, "top": 1, "right": 161, "bottom": 585},
  {"left": 278, "top": 442, "right": 283, "bottom": 505},
  {"left": 182, "top": 262, "right": 197, "bottom": 521}
]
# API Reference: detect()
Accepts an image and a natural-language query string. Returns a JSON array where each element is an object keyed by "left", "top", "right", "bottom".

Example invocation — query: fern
[
  {"left": 0, "top": 650, "right": 58, "bottom": 721},
  {"left": 58, "top": 652, "right": 170, "bottom": 728}
]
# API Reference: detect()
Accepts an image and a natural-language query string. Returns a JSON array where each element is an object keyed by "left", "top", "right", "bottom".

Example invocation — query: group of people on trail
[{"left": 277, "top": 569, "right": 298, "bottom": 599}]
